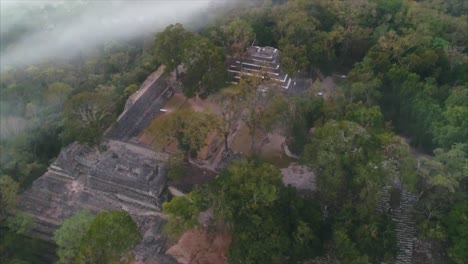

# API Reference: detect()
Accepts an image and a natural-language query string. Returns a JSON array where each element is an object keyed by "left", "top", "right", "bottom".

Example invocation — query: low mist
[{"left": 0, "top": 0, "right": 226, "bottom": 71}]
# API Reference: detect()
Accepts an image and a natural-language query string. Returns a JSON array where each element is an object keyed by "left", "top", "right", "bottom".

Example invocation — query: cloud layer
[{"left": 0, "top": 0, "right": 218, "bottom": 71}]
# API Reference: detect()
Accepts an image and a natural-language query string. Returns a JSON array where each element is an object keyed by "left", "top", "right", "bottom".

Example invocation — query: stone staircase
[
  {"left": 393, "top": 190, "right": 417, "bottom": 264},
  {"left": 377, "top": 187, "right": 417, "bottom": 264},
  {"left": 228, "top": 46, "right": 294, "bottom": 90},
  {"left": 18, "top": 141, "right": 175, "bottom": 262}
]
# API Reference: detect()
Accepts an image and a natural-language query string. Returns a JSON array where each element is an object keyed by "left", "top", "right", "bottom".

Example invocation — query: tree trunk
[
  {"left": 224, "top": 132, "right": 229, "bottom": 151},
  {"left": 175, "top": 66, "right": 180, "bottom": 80},
  {"left": 249, "top": 128, "right": 256, "bottom": 154}
]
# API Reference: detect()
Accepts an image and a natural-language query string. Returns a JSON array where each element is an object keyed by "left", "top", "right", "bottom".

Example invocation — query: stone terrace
[
  {"left": 19, "top": 141, "right": 176, "bottom": 263},
  {"left": 228, "top": 46, "right": 294, "bottom": 90}
]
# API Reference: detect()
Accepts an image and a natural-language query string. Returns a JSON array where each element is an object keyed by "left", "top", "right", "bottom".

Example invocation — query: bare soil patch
[{"left": 166, "top": 229, "right": 231, "bottom": 264}]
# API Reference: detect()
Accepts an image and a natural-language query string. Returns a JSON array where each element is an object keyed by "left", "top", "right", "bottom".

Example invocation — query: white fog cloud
[{"left": 0, "top": 0, "right": 223, "bottom": 71}]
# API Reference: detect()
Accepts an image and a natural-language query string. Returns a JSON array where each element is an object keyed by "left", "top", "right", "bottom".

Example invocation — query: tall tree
[
  {"left": 63, "top": 91, "right": 118, "bottom": 145},
  {"left": 75, "top": 211, "right": 141, "bottom": 264},
  {"left": 54, "top": 210, "right": 95, "bottom": 264},
  {"left": 213, "top": 85, "right": 244, "bottom": 152},
  {"left": 0, "top": 175, "right": 19, "bottom": 222},
  {"left": 181, "top": 36, "right": 227, "bottom": 98},
  {"left": 148, "top": 109, "right": 220, "bottom": 160},
  {"left": 446, "top": 201, "right": 468, "bottom": 264},
  {"left": 417, "top": 143, "right": 467, "bottom": 221},
  {"left": 433, "top": 86, "right": 468, "bottom": 149},
  {"left": 207, "top": 160, "right": 323, "bottom": 263},
  {"left": 162, "top": 194, "right": 200, "bottom": 237},
  {"left": 224, "top": 19, "right": 254, "bottom": 63},
  {"left": 154, "top": 23, "right": 194, "bottom": 78},
  {"left": 302, "top": 120, "right": 387, "bottom": 212}
]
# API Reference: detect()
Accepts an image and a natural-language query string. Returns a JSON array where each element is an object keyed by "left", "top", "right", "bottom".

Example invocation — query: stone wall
[
  {"left": 19, "top": 141, "right": 176, "bottom": 263},
  {"left": 106, "top": 67, "right": 173, "bottom": 141},
  {"left": 228, "top": 46, "right": 294, "bottom": 90}
]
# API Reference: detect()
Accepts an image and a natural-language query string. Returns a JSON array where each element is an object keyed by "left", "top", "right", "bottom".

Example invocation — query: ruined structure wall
[
  {"left": 18, "top": 141, "right": 175, "bottom": 263},
  {"left": 106, "top": 68, "right": 172, "bottom": 141}
]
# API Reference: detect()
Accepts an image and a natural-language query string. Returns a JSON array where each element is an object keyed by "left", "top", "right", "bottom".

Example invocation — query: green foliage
[
  {"left": 280, "top": 43, "right": 309, "bottom": 76},
  {"left": 334, "top": 228, "right": 370, "bottom": 264},
  {"left": 417, "top": 219, "right": 447, "bottom": 241},
  {"left": 224, "top": 18, "right": 254, "bottom": 61},
  {"left": 163, "top": 160, "right": 323, "bottom": 263},
  {"left": 75, "top": 211, "right": 140, "bottom": 264},
  {"left": 148, "top": 109, "right": 219, "bottom": 159},
  {"left": 209, "top": 160, "right": 323, "bottom": 263},
  {"left": 54, "top": 210, "right": 95, "bottom": 264},
  {"left": 0, "top": 230, "right": 50, "bottom": 264},
  {"left": 302, "top": 120, "right": 383, "bottom": 209},
  {"left": 333, "top": 210, "right": 397, "bottom": 263},
  {"left": 154, "top": 23, "right": 194, "bottom": 77},
  {"left": 0, "top": 175, "right": 19, "bottom": 221},
  {"left": 166, "top": 151, "right": 187, "bottom": 180},
  {"left": 345, "top": 103, "right": 384, "bottom": 130},
  {"left": 433, "top": 86, "right": 468, "bottom": 149},
  {"left": 6, "top": 212, "right": 33, "bottom": 235},
  {"left": 181, "top": 36, "right": 227, "bottom": 98},
  {"left": 162, "top": 194, "right": 200, "bottom": 237},
  {"left": 212, "top": 160, "right": 282, "bottom": 220},
  {"left": 45, "top": 82, "right": 73, "bottom": 106},
  {"left": 416, "top": 143, "right": 467, "bottom": 225},
  {"left": 63, "top": 91, "right": 118, "bottom": 145},
  {"left": 446, "top": 201, "right": 468, "bottom": 264}
]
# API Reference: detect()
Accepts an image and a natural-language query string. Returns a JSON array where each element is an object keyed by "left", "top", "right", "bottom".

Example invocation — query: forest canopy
[{"left": 0, "top": 0, "right": 466, "bottom": 263}]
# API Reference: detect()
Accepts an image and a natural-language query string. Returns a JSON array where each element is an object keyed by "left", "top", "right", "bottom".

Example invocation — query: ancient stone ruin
[
  {"left": 19, "top": 140, "right": 175, "bottom": 263},
  {"left": 228, "top": 46, "right": 294, "bottom": 90},
  {"left": 106, "top": 66, "right": 174, "bottom": 142},
  {"left": 19, "top": 67, "right": 178, "bottom": 263}
]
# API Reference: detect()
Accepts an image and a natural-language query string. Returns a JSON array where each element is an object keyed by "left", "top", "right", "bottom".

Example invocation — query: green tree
[
  {"left": 0, "top": 175, "right": 19, "bottom": 222},
  {"left": 54, "top": 210, "right": 95, "bottom": 264},
  {"left": 280, "top": 43, "right": 309, "bottom": 76},
  {"left": 224, "top": 18, "right": 254, "bottom": 63},
  {"left": 334, "top": 228, "right": 370, "bottom": 264},
  {"left": 213, "top": 85, "right": 245, "bottom": 151},
  {"left": 446, "top": 201, "right": 468, "bottom": 264},
  {"left": 417, "top": 143, "right": 467, "bottom": 221},
  {"left": 206, "top": 160, "right": 323, "bottom": 263},
  {"left": 45, "top": 82, "right": 73, "bottom": 106},
  {"left": 235, "top": 76, "right": 284, "bottom": 153},
  {"left": 162, "top": 194, "right": 200, "bottom": 237},
  {"left": 345, "top": 103, "right": 384, "bottom": 129},
  {"left": 276, "top": 9, "right": 316, "bottom": 47},
  {"left": 433, "top": 86, "right": 468, "bottom": 149},
  {"left": 347, "top": 61, "right": 381, "bottom": 106},
  {"left": 302, "top": 120, "right": 383, "bottom": 210},
  {"left": 154, "top": 23, "right": 194, "bottom": 78},
  {"left": 148, "top": 109, "right": 219, "bottom": 160},
  {"left": 75, "top": 211, "right": 141, "bottom": 264},
  {"left": 211, "top": 160, "right": 282, "bottom": 220},
  {"left": 6, "top": 212, "right": 33, "bottom": 235},
  {"left": 63, "top": 91, "right": 118, "bottom": 145},
  {"left": 181, "top": 36, "right": 227, "bottom": 98}
]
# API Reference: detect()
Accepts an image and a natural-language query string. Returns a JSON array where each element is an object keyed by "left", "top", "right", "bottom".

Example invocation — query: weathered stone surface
[
  {"left": 281, "top": 165, "right": 316, "bottom": 192},
  {"left": 228, "top": 46, "right": 294, "bottom": 90},
  {"left": 19, "top": 140, "right": 175, "bottom": 262},
  {"left": 377, "top": 186, "right": 418, "bottom": 264},
  {"left": 106, "top": 66, "right": 173, "bottom": 141},
  {"left": 18, "top": 66, "right": 180, "bottom": 263}
]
